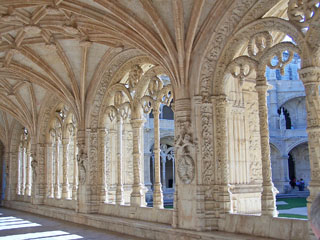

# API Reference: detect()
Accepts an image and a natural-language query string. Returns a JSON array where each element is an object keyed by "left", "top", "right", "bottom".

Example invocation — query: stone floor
[{"left": 0, "top": 207, "right": 142, "bottom": 240}]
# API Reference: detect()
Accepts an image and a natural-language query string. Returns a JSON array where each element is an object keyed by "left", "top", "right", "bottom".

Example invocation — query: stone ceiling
[{"left": 0, "top": 0, "right": 288, "bottom": 141}]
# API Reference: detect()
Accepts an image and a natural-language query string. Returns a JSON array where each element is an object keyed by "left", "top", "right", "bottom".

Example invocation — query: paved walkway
[{"left": 0, "top": 208, "right": 142, "bottom": 240}]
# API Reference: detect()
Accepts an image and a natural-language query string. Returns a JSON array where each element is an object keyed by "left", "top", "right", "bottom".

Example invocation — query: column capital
[
  {"left": 299, "top": 67, "right": 320, "bottom": 85},
  {"left": 62, "top": 138, "right": 70, "bottom": 145},
  {"left": 98, "top": 128, "right": 107, "bottom": 136},
  {"left": 255, "top": 84, "right": 269, "bottom": 92},
  {"left": 130, "top": 119, "right": 145, "bottom": 128},
  {"left": 213, "top": 94, "right": 228, "bottom": 106}
]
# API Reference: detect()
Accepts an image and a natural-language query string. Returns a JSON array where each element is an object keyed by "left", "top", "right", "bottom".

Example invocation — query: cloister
[{"left": 0, "top": 0, "right": 319, "bottom": 239}]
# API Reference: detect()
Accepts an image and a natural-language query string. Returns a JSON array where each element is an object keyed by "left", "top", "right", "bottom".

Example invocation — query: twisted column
[
  {"left": 152, "top": 108, "right": 163, "bottom": 208},
  {"left": 62, "top": 138, "right": 70, "bottom": 199},
  {"left": 130, "top": 119, "right": 146, "bottom": 207},
  {"left": 115, "top": 116, "right": 124, "bottom": 205},
  {"left": 256, "top": 81, "right": 277, "bottom": 217}
]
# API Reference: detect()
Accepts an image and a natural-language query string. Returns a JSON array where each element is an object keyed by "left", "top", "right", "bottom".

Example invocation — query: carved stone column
[
  {"left": 54, "top": 136, "right": 60, "bottom": 199},
  {"left": 130, "top": 119, "right": 146, "bottom": 207},
  {"left": 21, "top": 144, "right": 26, "bottom": 195},
  {"left": 173, "top": 98, "right": 197, "bottom": 229},
  {"left": 72, "top": 135, "right": 78, "bottom": 200},
  {"left": 256, "top": 81, "right": 277, "bottom": 217},
  {"left": 25, "top": 148, "right": 32, "bottom": 196},
  {"left": 299, "top": 67, "right": 320, "bottom": 209},
  {"left": 62, "top": 138, "right": 70, "bottom": 199},
  {"left": 16, "top": 147, "right": 22, "bottom": 195},
  {"left": 161, "top": 157, "right": 166, "bottom": 190},
  {"left": 153, "top": 108, "right": 163, "bottom": 208},
  {"left": 99, "top": 128, "right": 107, "bottom": 203},
  {"left": 116, "top": 117, "right": 124, "bottom": 205}
]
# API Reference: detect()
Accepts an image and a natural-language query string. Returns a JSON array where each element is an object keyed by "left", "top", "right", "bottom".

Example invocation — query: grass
[
  {"left": 278, "top": 214, "right": 308, "bottom": 219},
  {"left": 276, "top": 197, "right": 307, "bottom": 210}
]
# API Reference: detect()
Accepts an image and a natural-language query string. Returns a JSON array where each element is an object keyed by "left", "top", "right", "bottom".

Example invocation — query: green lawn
[
  {"left": 276, "top": 197, "right": 307, "bottom": 210},
  {"left": 278, "top": 214, "right": 308, "bottom": 219}
]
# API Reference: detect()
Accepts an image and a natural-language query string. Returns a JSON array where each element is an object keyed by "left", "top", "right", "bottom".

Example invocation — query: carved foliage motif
[
  {"left": 200, "top": 101, "right": 214, "bottom": 185},
  {"left": 214, "top": 97, "right": 229, "bottom": 184},
  {"left": 200, "top": 0, "right": 257, "bottom": 96},
  {"left": 89, "top": 131, "right": 98, "bottom": 185},
  {"left": 288, "top": 0, "right": 320, "bottom": 28},
  {"left": 246, "top": 99, "right": 262, "bottom": 183},
  {"left": 307, "top": 131, "right": 320, "bottom": 179}
]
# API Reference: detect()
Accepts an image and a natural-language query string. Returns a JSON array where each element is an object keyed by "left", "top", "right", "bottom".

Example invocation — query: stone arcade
[{"left": 0, "top": 0, "right": 319, "bottom": 239}]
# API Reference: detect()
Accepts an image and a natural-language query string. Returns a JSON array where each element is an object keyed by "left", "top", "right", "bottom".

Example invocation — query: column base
[
  {"left": 115, "top": 185, "right": 124, "bottom": 205},
  {"left": 62, "top": 184, "right": 70, "bottom": 199},
  {"left": 100, "top": 185, "right": 107, "bottom": 203},
  {"left": 130, "top": 184, "right": 146, "bottom": 207},
  {"left": 261, "top": 184, "right": 278, "bottom": 217},
  {"left": 25, "top": 185, "right": 31, "bottom": 196},
  {"left": 153, "top": 183, "right": 163, "bottom": 209},
  {"left": 54, "top": 185, "right": 60, "bottom": 199}
]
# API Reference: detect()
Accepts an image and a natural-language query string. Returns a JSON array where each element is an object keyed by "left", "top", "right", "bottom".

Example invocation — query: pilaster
[
  {"left": 98, "top": 128, "right": 107, "bottom": 203},
  {"left": 299, "top": 67, "right": 320, "bottom": 210}
]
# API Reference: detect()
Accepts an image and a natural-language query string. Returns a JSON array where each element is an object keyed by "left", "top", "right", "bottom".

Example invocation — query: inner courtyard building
[{"left": 0, "top": 0, "right": 319, "bottom": 239}]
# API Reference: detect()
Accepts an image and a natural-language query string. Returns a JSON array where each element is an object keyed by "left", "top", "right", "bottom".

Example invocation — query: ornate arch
[
  {"left": 195, "top": 0, "right": 283, "bottom": 96},
  {"left": 213, "top": 17, "right": 306, "bottom": 95},
  {"left": 88, "top": 50, "right": 162, "bottom": 129},
  {"left": 37, "top": 94, "right": 62, "bottom": 144}
]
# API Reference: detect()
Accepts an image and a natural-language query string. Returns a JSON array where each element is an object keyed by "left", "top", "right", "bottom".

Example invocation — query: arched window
[
  {"left": 17, "top": 128, "right": 31, "bottom": 196},
  {"left": 103, "top": 65, "right": 174, "bottom": 209},
  {"left": 47, "top": 106, "right": 77, "bottom": 200}
]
